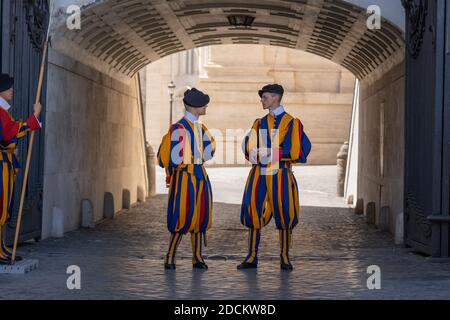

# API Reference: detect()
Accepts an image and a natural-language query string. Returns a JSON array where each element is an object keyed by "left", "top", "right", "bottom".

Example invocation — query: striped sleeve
[
  {"left": 242, "top": 119, "right": 260, "bottom": 162},
  {"left": 279, "top": 118, "right": 303, "bottom": 162},
  {"left": 157, "top": 124, "right": 187, "bottom": 177},
  {"left": 203, "top": 126, "right": 216, "bottom": 162}
]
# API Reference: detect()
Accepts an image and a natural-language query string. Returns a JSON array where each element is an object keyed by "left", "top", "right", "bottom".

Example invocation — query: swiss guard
[
  {"left": 0, "top": 73, "right": 42, "bottom": 264},
  {"left": 158, "top": 88, "right": 215, "bottom": 270},
  {"left": 238, "top": 84, "right": 311, "bottom": 271}
]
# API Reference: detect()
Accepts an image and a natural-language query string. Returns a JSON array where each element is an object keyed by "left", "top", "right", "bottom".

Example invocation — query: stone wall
[
  {"left": 358, "top": 61, "right": 405, "bottom": 243},
  {"left": 41, "top": 48, "right": 148, "bottom": 239}
]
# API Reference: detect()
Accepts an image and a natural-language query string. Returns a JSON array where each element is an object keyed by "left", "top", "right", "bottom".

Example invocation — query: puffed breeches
[
  {"left": 240, "top": 165, "right": 300, "bottom": 230},
  {"left": 166, "top": 169, "right": 213, "bottom": 234}
]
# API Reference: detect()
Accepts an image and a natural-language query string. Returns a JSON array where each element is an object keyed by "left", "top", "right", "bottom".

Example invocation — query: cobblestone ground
[{"left": 2, "top": 166, "right": 450, "bottom": 300}]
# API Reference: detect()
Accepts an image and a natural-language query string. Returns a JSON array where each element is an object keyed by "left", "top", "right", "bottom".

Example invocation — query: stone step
[{"left": 0, "top": 259, "right": 39, "bottom": 274}]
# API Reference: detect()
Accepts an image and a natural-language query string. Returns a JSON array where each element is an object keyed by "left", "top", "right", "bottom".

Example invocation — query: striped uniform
[
  {"left": 240, "top": 111, "right": 304, "bottom": 265},
  {"left": 0, "top": 108, "right": 41, "bottom": 261},
  {"left": 158, "top": 117, "right": 215, "bottom": 265}
]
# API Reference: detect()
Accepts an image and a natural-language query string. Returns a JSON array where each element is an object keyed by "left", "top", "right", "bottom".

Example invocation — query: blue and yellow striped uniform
[
  {"left": 158, "top": 117, "right": 215, "bottom": 265},
  {"left": 240, "top": 110, "right": 305, "bottom": 265}
]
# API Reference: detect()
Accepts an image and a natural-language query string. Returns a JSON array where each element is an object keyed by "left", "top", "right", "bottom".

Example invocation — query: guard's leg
[
  {"left": 245, "top": 228, "right": 261, "bottom": 264},
  {"left": 0, "top": 226, "right": 10, "bottom": 264},
  {"left": 165, "top": 232, "right": 183, "bottom": 269},
  {"left": 238, "top": 165, "right": 270, "bottom": 270},
  {"left": 237, "top": 228, "right": 260, "bottom": 269},
  {"left": 0, "top": 162, "right": 15, "bottom": 264},
  {"left": 191, "top": 232, "right": 208, "bottom": 269},
  {"left": 240, "top": 166, "right": 269, "bottom": 229},
  {"left": 0, "top": 225, "right": 18, "bottom": 261},
  {"left": 279, "top": 229, "right": 293, "bottom": 271},
  {"left": 270, "top": 169, "right": 298, "bottom": 271}
]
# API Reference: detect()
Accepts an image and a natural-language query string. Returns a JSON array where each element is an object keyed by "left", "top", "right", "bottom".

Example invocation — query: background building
[{"left": 141, "top": 44, "right": 355, "bottom": 165}]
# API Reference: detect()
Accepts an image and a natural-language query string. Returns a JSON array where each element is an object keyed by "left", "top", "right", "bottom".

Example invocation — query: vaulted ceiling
[{"left": 52, "top": 0, "right": 405, "bottom": 80}]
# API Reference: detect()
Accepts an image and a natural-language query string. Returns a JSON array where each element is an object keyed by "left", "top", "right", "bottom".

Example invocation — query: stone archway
[
  {"left": 44, "top": 0, "right": 406, "bottom": 246},
  {"left": 51, "top": 0, "right": 404, "bottom": 81}
]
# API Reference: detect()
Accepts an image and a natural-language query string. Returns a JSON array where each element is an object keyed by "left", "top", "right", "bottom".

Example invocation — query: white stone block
[
  {"left": 0, "top": 259, "right": 39, "bottom": 274},
  {"left": 380, "top": 206, "right": 390, "bottom": 232},
  {"left": 395, "top": 212, "right": 404, "bottom": 245},
  {"left": 81, "top": 199, "right": 95, "bottom": 228},
  {"left": 51, "top": 207, "right": 65, "bottom": 238}
]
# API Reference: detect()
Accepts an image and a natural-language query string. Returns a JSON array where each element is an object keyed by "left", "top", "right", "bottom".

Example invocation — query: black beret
[
  {"left": 258, "top": 84, "right": 284, "bottom": 97},
  {"left": 0, "top": 74, "right": 14, "bottom": 93},
  {"left": 183, "top": 88, "right": 210, "bottom": 108}
]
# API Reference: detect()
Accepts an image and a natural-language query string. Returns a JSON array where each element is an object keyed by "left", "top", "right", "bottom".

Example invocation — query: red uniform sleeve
[
  {"left": 25, "top": 114, "right": 42, "bottom": 131},
  {"left": 0, "top": 108, "right": 41, "bottom": 143}
]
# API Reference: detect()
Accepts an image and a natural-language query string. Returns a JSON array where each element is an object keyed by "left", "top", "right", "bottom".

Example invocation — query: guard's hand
[
  {"left": 258, "top": 148, "right": 271, "bottom": 165},
  {"left": 258, "top": 148, "right": 271, "bottom": 158},
  {"left": 249, "top": 148, "right": 258, "bottom": 164},
  {"left": 34, "top": 102, "right": 42, "bottom": 117}
]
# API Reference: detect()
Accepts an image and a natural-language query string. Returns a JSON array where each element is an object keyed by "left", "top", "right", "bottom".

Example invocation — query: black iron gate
[
  {"left": 404, "top": 0, "right": 449, "bottom": 257},
  {"left": 442, "top": 0, "right": 450, "bottom": 257},
  {"left": 1, "top": 0, "right": 47, "bottom": 244}
]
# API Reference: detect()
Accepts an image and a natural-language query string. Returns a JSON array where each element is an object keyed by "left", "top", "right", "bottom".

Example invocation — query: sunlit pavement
[{"left": 2, "top": 166, "right": 450, "bottom": 300}]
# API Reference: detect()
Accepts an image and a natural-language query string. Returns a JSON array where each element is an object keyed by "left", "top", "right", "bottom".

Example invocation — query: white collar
[
  {"left": 184, "top": 111, "right": 199, "bottom": 123},
  {"left": 269, "top": 105, "right": 285, "bottom": 117},
  {"left": 0, "top": 96, "right": 11, "bottom": 111}
]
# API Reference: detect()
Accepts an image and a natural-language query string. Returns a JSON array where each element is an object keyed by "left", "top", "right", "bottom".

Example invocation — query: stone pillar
[
  {"left": 355, "top": 198, "right": 364, "bottom": 215},
  {"left": 146, "top": 143, "right": 156, "bottom": 197},
  {"left": 337, "top": 142, "right": 349, "bottom": 197},
  {"left": 103, "top": 193, "right": 115, "bottom": 219},
  {"left": 366, "top": 202, "right": 376, "bottom": 225},
  {"left": 379, "top": 206, "right": 390, "bottom": 232},
  {"left": 199, "top": 47, "right": 211, "bottom": 77},
  {"left": 81, "top": 199, "right": 95, "bottom": 228},
  {"left": 51, "top": 207, "right": 64, "bottom": 238}
]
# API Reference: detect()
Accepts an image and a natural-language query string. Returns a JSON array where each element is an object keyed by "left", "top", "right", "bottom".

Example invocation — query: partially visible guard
[{"left": 0, "top": 74, "right": 42, "bottom": 264}]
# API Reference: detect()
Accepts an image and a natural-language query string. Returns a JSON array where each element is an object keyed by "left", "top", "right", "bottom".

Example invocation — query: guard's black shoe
[
  {"left": 164, "top": 263, "right": 176, "bottom": 270},
  {"left": 0, "top": 257, "right": 10, "bottom": 265},
  {"left": 237, "top": 262, "right": 257, "bottom": 270},
  {"left": 193, "top": 262, "right": 208, "bottom": 270},
  {"left": 280, "top": 262, "right": 293, "bottom": 271}
]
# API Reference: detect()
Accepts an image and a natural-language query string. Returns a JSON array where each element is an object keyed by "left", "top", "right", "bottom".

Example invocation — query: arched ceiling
[{"left": 51, "top": 0, "right": 405, "bottom": 81}]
